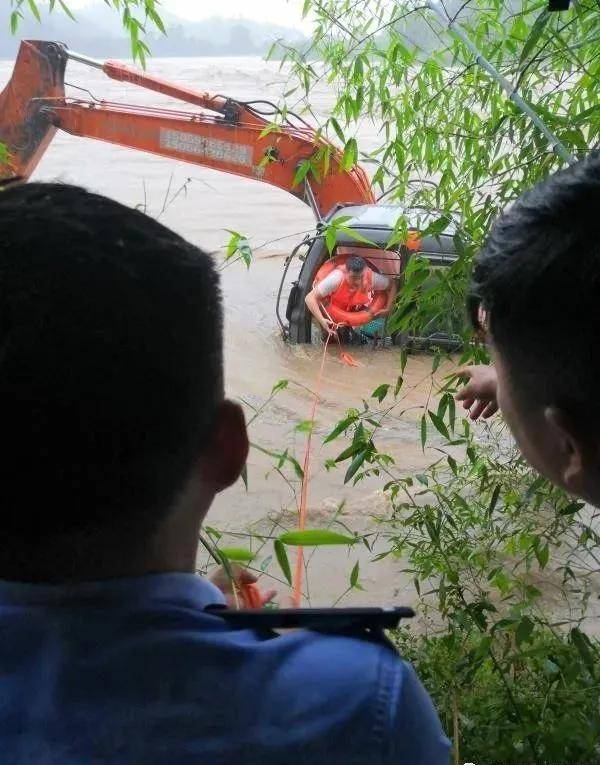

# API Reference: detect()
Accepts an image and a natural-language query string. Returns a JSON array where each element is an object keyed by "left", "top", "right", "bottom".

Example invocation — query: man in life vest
[{"left": 305, "top": 254, "right": 397, "bottom": 339}]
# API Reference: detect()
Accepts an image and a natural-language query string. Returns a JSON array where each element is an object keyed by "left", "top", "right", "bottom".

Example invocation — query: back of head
[
  {"left": 346, "top": 255, "right": 366, "bottom": 273},
  {"left": 470, "top": 153, "right": 600, "bottom": 425},
  {"left": 0, "top": 183, "right": 222, "bottom": 565}
]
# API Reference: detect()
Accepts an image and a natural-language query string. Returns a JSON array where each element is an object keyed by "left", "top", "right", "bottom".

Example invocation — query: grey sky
[
  {"left": 167, "top": 0, "right": 309, "bottom": 28},
  {"left": 74, "top": 0, "right": 311, "bottom": 31}
]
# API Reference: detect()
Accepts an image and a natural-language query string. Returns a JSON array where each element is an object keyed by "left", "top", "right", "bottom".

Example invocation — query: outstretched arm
[{"left": 455, "top": 365, "right": 499, "bottom": 420}]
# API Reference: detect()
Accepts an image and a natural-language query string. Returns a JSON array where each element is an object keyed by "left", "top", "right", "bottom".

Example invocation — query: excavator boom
[
  {"left": 0, "top": 41, "right": 66, "bottom": 182},
  {"left": 0, "top": 41, "right": 375, "bottom": 217}
]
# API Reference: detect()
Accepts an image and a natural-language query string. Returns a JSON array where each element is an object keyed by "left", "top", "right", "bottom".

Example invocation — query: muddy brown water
[{"left": 0, "top": 55, "right": 527, "bottom": 611}]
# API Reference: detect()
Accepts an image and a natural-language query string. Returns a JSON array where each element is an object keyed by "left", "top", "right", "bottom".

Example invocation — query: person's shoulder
[
  {"left": 325, "top": 269, "right": 344, "bottom": 284},
  {"left": 282, "top": 629, "right": 435, "bottom": 708},
  {"left": 261, "top": 629, "right": 449, "bottom": 763},
  {"left": 372, "top": 270, "right": 391, "bottom": 286},
  {"left": 274, "top": 626, "right": 395, "bottom": 672},
  {"left": 315, "top": 269, "right": 343, "bottom": 295},
  {"left": 257, "top": 627, "right": 398, "bottom": 704}
]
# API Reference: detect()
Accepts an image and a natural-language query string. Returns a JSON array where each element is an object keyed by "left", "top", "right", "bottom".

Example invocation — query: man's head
[
  {"left": 345, "top": 254, "right": 367, "bottom": 289},
  {"left": 0, "top": 183, "right": 247, "bottom": 580},
  {"left": 469, "top": 154, "right": 600, "bottom": 503}
]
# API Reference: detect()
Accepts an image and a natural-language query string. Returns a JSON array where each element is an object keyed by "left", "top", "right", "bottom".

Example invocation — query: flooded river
[{"left": 1, "top": 55, "right": 445, "bottom": 605}]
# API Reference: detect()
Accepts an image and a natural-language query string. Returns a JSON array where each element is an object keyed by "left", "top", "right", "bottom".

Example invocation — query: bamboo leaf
[
  {"left": 295, "top": 420, "right": 315, "bottom": 434},
  {"left": 429, "top": 411, "right": 450, "bottom": 440},
  {"left": 279, "top": 529, "right": 356, "bottom": 546},
  {"left": 274, "top": 539, "right": 292, "bottom": 585},
  {"left": 535, "top": 541, "right": 550, "bottom": 569},
  {"left": 570, "top": 627, "right": 596, "bottom": 676},
  {"left": 325, "top": 226, "right": 337, "bottom": 255},
  {"left": 559, "top": 501, "right": 585, "bottom": 516},
  {"left": 219, "top": 547, "right": 255, "bottom": 563},
  {"left": 58, "top": 0, "right": 76, "bottom": 21},
  {"left": 344, "top": 448, "right": 368, "bottom": 483},
  {"left": 10, "top": 11, "right": 21, "bottom": 34},
  {"left": 342, "top": 137, "right": 358, "bottom": 170},
  {"left": 335, "top": 441, "right": 365, "bottom": 463},
  {"left": 27, "top": 0, "right": 42, "bottom": 23},
  {"left": 148, "top": 7, "right": 166, "bottom": 34},
  {"left": 488, "top": 484, "right": 501, "bottom": 516},
  {"left": 292, "top": 159, "right": 312, "bottom": 187},
  {"left": 519, "top": 10, "right": 549, "bottom": 66},
  {"left": 324, "top": 415, "right": 357, "bottom": 444},
  {"left": 329, "top": 117, "right": 345, "bottom": 145},
  {"left": 372, "top": 384, "right": 390, "bottom": 402},
  {"left": 271, "top": 379, "right": 289, "bottom": 395}
]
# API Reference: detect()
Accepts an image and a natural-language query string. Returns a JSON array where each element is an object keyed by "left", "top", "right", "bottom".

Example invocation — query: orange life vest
[{"left": 329, "top": 265, "right": 374, "bottom": 312}]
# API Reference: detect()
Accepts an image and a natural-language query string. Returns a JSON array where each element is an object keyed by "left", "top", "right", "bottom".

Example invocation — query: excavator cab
[{"left": 279, "top": 204, "right": 458, "bottom": 346}]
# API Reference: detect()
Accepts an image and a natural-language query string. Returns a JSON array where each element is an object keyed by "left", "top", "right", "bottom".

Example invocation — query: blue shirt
[{"left": 0, "top": 573, "right": 450, "bottom": 764}]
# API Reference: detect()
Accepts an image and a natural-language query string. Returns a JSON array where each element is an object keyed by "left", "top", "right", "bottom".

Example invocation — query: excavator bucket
[{"left": 0, "top": 40, "right": 67, "bottom": 183}]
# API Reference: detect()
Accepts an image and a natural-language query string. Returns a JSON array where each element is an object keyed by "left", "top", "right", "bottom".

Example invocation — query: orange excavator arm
[{"left": 0, "top": 40, "right": 375, "bottom": 218}]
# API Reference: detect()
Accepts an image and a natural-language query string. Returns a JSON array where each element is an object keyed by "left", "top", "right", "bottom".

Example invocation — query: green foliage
[
  {"left": 319, "top": 214, "right": 376, "bottom": 255},
  {"left": 292, "top": 145, "right": 333, "bottom": 187},
  {"left": 396, "top": 627, "right": 600, "bottom": 765},
  {"left": 278, "top": 529, "right": 356, "bottom": 546},
  {"left": 274, "top": 539, "right": 292, "bottom": 585},
  {"left": 218, "top": 547, "right": 255, "bottom": 563},
  {"left": 224, "top": 229, "right": 253, "bottom": 269}
]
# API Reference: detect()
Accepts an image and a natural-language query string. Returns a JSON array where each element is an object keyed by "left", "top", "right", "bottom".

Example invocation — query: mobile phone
[{"left": 205, "top": 605, "right": 415, "bottom": 631}]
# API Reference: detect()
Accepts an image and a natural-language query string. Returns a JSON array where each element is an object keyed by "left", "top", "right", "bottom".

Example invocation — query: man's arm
[
  {"left": 379, "top": 278, "right": 397, "bottom": 317},
  {"left": 369, "top": 274, "right": 396, "bottom": 318},
  {"left": 305, "top": 288, "right": 338, "bottom": 335},
  {"left": 305, "top": 271, "right": 343, "bottom": 335},
  {"left": 455, "top": 364, "right": 499, "bottom": 420}
]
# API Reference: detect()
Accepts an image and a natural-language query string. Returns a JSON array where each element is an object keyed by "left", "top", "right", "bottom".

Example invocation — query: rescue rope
[
  {"left": 291, "top": 321, "right": 360, "bottom": 606},
  {"left": 292, "top": 332, "right": 331, "bottom": 606}
]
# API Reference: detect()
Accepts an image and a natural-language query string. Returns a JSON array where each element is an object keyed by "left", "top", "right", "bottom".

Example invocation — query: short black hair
[
  {"left": 0, "top": 183, "right": 222, "bottom": 545},
  {"left": 469, "top": 153, "right": 600, "bottom": 422},
  {"left": 346, "top": 255, "right": 367, "bottom": 273}
]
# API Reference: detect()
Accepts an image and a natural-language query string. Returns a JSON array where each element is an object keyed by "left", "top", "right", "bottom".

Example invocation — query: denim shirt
[{"left": 0, "top": 573, "right": 450, "bottom": 764}]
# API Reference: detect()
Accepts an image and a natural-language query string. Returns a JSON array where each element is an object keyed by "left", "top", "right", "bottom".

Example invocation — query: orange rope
[
  {"left": 292, "top": 333, "right": 332, "bottom": 606},
  {"left": 320, "top": 305, "right": 361, "bottom": 369},
  {"left": 291, "top": 321, "right": 363, "bottom": 606}
]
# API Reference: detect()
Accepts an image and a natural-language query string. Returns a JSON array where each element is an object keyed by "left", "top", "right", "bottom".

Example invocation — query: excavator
[{"left": 0, "top": 40, "right": 457, "bottom": 345}]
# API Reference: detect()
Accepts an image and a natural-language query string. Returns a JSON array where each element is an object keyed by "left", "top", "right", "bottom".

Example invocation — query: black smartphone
[{"left": 205, "top": 606, "right": 415, "bottom": 631}]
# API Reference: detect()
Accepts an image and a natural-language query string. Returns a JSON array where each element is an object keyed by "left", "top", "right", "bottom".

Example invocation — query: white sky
[
  {"left": 71, "top": 0, "right": 312, "bottom": 32},
  {"left": 166, "top": 0, "right": 310, "bottom": 29}
]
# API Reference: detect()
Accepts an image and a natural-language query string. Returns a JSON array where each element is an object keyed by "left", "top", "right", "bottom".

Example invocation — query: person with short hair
[
  {"left": 0, "top": 182, "right": 449, "bottom": 764},
  {"left": 305, "top": 253, "right": 396, "bottom": 339},
  {"left": 457, "top": 154, "right": 600, "bottom": 507}
]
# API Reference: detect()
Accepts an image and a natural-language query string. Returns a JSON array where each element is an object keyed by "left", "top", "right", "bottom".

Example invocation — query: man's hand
[
  {"left": 372, "top": 307, "right": 389, "bottom": 318},
  {"left": 321, "top": 318, "right": 339, "bottom": 339},
  {"left": 455, "top": 365, "right": 499, "bottom": 421},
  {"left": 209, "top": 565, "right": 276, "bottom": 609}
]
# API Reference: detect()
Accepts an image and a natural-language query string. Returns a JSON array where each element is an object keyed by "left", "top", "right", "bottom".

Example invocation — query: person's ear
[
  {"left": 544, "top": 406, "right": 588, "bottom": 494},
  {"left": 201, "top": 400, "right": 249, "bottom": 493}
]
